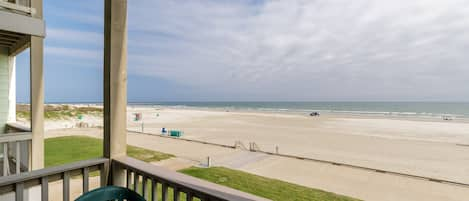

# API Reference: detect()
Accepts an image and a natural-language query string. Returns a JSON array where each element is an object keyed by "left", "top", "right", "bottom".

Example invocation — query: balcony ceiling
[
  {"left": 0, "top": 8, "right": 45, "bottom": 55},
  {"left": 0, "top": 30, "right": 28, "bottom": 55}
]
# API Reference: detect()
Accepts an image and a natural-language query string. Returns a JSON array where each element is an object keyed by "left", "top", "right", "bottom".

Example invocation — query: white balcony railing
[
  {"left": 0, "top": 132, "right": 31, "bottom": 177},
  {"left": 0, "top": 158, "right": 108, "bottom": 201},
  {"left": 115, "top": 156, "right": 271, "bottom": 201}
]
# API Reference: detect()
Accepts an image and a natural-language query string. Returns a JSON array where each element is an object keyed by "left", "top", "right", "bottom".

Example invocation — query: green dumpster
[{"left": 169, "top": 130, "right": 183, "bottom": 137}]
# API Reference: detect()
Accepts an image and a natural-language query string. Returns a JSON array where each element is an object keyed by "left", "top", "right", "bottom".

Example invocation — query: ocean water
[{"left": 129, "top": 102, "right": 469, "bottom": 119}]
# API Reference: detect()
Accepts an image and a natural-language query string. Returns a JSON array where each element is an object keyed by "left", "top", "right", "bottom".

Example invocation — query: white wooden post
[
  {"left": 103, "top": 0, "right": 128, "bottom": 186},
  {"left": 30, "top": 0, "right": 44, "bottom": 170}
]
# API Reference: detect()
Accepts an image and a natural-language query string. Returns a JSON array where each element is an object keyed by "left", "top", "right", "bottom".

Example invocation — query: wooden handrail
[
  {"left": 0, "top": 156, "right": 270, "bottom": 201},
  {"left": 0, "top": 158, "right": 109, "bottom": 187},
  {"left": 0, "top": 158, "right": 109, "bottom": 201},
  {"left": 0, "top": 132, "right": 31, "bottom": 143},
  {"left": 113, "top": 156, "right": 271, "bottom": 201}
]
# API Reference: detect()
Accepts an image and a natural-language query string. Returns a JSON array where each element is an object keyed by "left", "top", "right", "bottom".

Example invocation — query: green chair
[{"left": 75, "top": 186, "right": 146, "bottom": 201}]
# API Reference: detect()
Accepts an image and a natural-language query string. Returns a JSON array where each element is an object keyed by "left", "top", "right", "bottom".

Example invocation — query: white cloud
[
  {"left": 46, "top": 1, "right": 103, "bottom": 26},
  {"left": 44, "top": 27, "right": 103, "bottom": 69},
  {"left": 47, "top": 28, "right": 102, "bottom": 45},
  {"left": 125, "top": 0, "right": 469, "bottom": 100},
  {"left": 45, "top": 46, "right": 102, "bottom": 61}
]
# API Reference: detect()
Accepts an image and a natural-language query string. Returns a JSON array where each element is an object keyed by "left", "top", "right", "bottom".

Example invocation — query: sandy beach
[
  {"left": 124, "top": 107, "right": 469, "bottom": 183},
  {"left": 36, "top": 105, "right": 469, "bottom": 201}
]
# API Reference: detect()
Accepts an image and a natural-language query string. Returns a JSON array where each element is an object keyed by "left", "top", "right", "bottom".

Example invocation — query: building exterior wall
[
  {"left": 7, "top": 56, "right": 15, "bottom": 123},
  {"left": 0, "top": 48, "right": 10, "bottom": 132}
]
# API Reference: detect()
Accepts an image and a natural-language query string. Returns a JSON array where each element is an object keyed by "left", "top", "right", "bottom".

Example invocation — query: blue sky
[{"left": 16, "top": 0, "right": 469, "bottom": 103}]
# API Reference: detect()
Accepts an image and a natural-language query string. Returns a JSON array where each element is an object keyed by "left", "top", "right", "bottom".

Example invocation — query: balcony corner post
[
  {"left": 29, "top": 0, "right": 44, "bottom": 171},
  {"left": 103, "top": 0, "right": 128, "bottom": 186}
]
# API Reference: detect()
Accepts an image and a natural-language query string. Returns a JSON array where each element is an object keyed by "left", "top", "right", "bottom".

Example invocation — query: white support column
[
  {"left": 29, "top": 0, "right": 44, "bottom": 170},
  {"left": 7, "top": 56, "right": 16, "bottom": 123},
  {"left": 103, "top": 0, "right": 128, "bottom": 186}
]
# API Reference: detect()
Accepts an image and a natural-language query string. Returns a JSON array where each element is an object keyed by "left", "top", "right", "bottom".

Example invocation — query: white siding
[{"left": 0, "top": 48, "right": 10, "bottom": 132}]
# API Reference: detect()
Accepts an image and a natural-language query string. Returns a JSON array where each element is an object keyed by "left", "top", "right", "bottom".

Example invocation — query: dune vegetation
[{"left": 17, "top": 104, "right": 103, "bottom": 120}]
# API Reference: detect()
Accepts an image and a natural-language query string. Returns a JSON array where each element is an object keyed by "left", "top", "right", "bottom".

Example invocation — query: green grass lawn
[
  {"left": 179, "top": 167, "right": 360, "bottom": 201},
  {"left": 45, "top": 136, "right": 174, "bottom": 167},
  {"left": 45, "top": 136, "right": 358, "bottom": 201}
]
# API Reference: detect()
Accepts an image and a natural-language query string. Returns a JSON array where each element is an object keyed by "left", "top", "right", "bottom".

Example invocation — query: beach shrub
[{"left": 16, "top": 104, "right": 103, "bottom": 120}]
